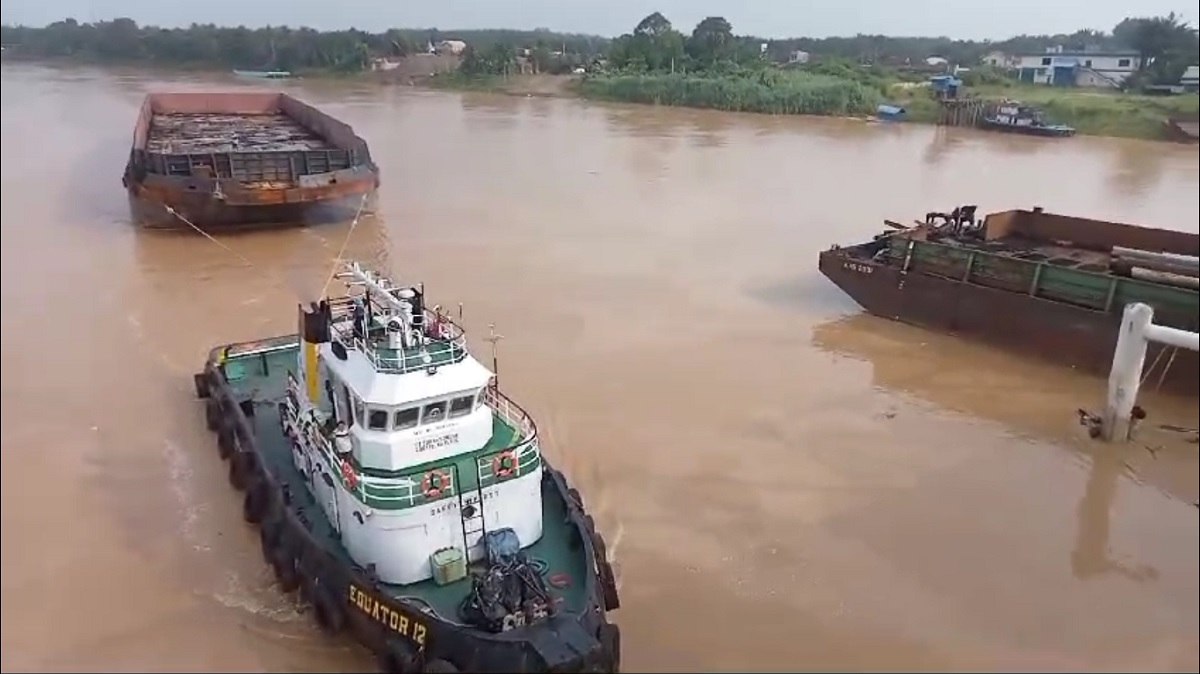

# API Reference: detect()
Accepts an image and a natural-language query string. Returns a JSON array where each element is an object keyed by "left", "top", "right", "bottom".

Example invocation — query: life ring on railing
[
  {"left": 421, "top": 469, "right": 450, "bottom": 499},
  {"left": 340, "top": 459, "right": 358, "bottom": 489},
  {"left": 492, "top": 450, "right": 518, "bottom": 478}
]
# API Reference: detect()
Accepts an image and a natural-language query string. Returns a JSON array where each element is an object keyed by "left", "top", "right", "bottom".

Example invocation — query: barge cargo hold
[
  {"left": 123, "top": 92, "right": 380, "bottom": 230},
  {"left": 818, "top": 206, "right": 1199, "bottom": 396}
]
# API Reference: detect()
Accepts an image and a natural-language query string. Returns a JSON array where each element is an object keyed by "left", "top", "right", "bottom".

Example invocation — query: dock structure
[
  {"left": 1103, "top": 302, "right": 1200, "bottom": 442},
  {"left": 936, "top": 98, "right": 987, "bottom": 127}
]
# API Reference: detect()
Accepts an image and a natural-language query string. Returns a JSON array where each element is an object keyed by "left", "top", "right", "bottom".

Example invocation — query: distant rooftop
[{"left": 1013, "top": 48, "right": 1140, "bottom": 58}]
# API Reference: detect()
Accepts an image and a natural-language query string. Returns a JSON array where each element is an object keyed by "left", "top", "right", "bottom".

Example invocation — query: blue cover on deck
[{"left": 485, "top": 528, "right": 522, "bottom": 565}]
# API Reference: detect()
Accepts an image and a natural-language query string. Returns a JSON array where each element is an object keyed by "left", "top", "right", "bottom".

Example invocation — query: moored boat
[
  {"left": 192, "top": 262, "right": 621, "bottom": 672},
  {"left": 817, "top": 206, "right": 1199, "bottom": 395},
  {"left": 981, "top": 102, "right": 1075, "bottom": 137},
  {"left": 233, "top": 69, "right": 293, "bottom": 79}
]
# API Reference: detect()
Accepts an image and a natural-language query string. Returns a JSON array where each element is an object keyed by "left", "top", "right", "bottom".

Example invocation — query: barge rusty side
[
  {"left": 818, "top": 207, "right": 1200, "bottom": 395},
  {"left": 123, "top": 92, "right": 380, "bottom": 230}
]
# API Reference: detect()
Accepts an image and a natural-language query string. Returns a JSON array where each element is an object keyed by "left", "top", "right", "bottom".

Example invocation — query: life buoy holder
[
  {"left": 421, "top": 469, "right": 450, "bottom": 499},
  {"left": 492, "top": 450, "right": 518, "bottom": 478},
  {"left": 340, "top": 459, "right": 358, "bottom": 489}
]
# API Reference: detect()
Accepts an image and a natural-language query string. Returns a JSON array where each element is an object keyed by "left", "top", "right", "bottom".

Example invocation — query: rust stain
[{"left": 135, "top": 176, "right": 376, "bottom": 206}]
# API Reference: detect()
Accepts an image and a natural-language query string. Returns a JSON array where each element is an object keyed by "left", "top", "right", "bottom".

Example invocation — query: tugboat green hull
[{"left": 193, "top": 336, "right": 621, "bottom": 673}]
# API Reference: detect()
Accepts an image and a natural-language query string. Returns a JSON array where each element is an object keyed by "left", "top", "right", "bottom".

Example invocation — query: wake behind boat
[{"left": 193, "top": 262, "right": 621, "bottom": 673}]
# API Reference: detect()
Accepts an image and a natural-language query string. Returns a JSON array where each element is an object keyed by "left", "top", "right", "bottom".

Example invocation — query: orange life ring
[
  {"left": 340, "top": 459, "right": 358, "bottom": 489},
  {"left": 421, "top": 469, "right": 450, "bottom": 499},
  {"left": 492, "top": 450, "right": 518, "bottom": 478}
]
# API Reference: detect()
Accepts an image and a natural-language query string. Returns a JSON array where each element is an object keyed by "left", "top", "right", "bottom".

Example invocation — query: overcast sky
[{"left": 2, "top": 0, "right": 1197, "bottom": 41}]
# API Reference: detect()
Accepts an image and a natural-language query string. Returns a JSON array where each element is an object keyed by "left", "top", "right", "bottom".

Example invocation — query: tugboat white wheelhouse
[{"left": 192, "top": 261, "right": 621, "bottom": 673}]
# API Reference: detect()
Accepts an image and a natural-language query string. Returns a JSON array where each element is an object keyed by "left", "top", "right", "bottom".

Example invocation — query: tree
[
  {"left": 1112, "top": 13, "right": 1199, "bottom": 84},
  {"left": 687, "top": 17, "right": 735, "bottom": 67},
  {"left": 458, "top": 42, "right": 517, "bottom": 76},
  {"left": 606, "top": 12, "right": 686, "bottom": 73},
  {"left": 0, "top": 18, "right": 609, "bottom": 72},
  {"left": 633, "top": 12, "right": 672, "bottom": 38}
]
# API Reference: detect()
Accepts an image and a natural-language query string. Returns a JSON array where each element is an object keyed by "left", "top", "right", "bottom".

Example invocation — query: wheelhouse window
[
  {"left": 449, "top": 395, "right": 475, "bottom": 418},
  {"left": 1117, "top": 58, "right": 1131, "bottom": 68},
  {"left": 475, "top": 389, "right": 487, "bottom": 409},
  {"left": 368, "top": 408, "right": 389, "bottom": 431},
  {"left": 394, "top": 407, "right": 420, "bottom": 430},
  {"left": 422, "top": 401, "right": 447, "bottom": 424}
]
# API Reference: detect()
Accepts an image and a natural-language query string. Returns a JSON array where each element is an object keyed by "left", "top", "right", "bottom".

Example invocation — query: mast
[{"left": 336, "top": 262, "right": 412, "bottom": 315}]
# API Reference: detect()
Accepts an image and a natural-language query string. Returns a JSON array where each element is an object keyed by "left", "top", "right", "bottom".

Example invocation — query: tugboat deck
[{"left": 223, "top": 342, "right": 591, "bottom": 623}]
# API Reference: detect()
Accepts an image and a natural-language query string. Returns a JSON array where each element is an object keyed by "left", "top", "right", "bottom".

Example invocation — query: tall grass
[{"left": 578, "top": 71, "right": 882, "bottom": 116}]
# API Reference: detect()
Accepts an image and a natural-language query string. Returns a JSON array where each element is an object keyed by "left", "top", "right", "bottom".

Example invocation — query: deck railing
[{"left": 327, "top": 304, "right": 470, "bottom": 375}]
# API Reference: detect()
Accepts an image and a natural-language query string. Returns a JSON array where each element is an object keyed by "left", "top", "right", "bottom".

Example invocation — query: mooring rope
[
  {"left": 159, "top": 191, "right": 372, "bottom": 303},
  {"left": 160, "top": 203, "right": 302, "bottom": 300},
  {"left": 319, "top": 192, "right": 370, "bottom": 298}
]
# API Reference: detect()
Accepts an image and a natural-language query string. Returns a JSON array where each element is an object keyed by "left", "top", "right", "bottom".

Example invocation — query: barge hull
[
  {"left": 193, "top": 338, "right": 621, "bottom": 673},
  {"left": 124, "top": 92, "right": 380, "bottom": 231},
  {"left": 127, "top": 186, "right": 376, "bottom": 230},
  {"left": 818, "top": 247, "right": 1199, "bottom": 395}
]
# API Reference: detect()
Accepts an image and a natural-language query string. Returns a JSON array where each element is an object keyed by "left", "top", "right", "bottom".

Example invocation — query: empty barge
[
  {"left": 819, "top": 206, "right": 1199, "bottom": 395},
  {"left": 123, "top": 92, "right": 380, "bottom": 230}
]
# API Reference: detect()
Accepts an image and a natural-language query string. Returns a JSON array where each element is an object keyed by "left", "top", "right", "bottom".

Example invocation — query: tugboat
[
  {"left": 192, "top": 261, "right": 621, "bottom": 673},
  {"left": 981, "top": 101, "right": 1075, "bottom": 137}
]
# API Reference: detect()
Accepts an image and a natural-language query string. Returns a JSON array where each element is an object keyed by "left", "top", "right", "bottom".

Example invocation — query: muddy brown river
[{"left": 2, "top": 64, "right": 1198, "bottom": 672}]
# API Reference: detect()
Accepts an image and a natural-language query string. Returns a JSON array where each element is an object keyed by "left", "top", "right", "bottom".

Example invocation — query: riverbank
[
  {"left": 427, "top": 71, "right": 1199, "bottom": 142},
  {"left": 890, "top": 81, "right": 1199, "bottom": 140}
]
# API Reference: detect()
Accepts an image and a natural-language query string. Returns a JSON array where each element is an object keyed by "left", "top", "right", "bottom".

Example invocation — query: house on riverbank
[
  {"left": 1182, "top": 66, "right": 1199, "bottom": 92},
  {"left": 1009, "top": 48, "right": 1141, "bottom": 88}
]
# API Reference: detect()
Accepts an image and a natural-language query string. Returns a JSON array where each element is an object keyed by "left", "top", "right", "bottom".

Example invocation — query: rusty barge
[
  {"left": 819, "top": 206, "right": 1199, "bottom": 395},
  {"left": 123, "top": 92, "right": 380, "bottom": 230}
]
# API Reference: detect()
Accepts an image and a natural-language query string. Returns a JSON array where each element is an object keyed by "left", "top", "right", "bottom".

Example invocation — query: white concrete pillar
[
  {"left": 1101, "top": 302, "right": 1200, "bottom": 442},
  {"left": 1102, "top": 303, "right": 1152, "bottom": 442}
]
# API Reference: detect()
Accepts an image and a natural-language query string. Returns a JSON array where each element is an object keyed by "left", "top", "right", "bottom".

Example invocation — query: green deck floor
[{"left": 222, "top": 344, "right": 590, "bottom": 622}]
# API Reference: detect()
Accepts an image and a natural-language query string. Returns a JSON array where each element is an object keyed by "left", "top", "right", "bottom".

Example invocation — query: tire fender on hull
[
  {"left": 193, "top": 371, "right": 211, "bottom": 399},
  {"left": 304, "top": 576, "right": 346, "bottom": 636},
  {"left": 583, "top": 516, "right": 621, "bottom": 612},
  {"left": 376, "top": 639, "right": 421, "bottom": 674},
  {"left": 229, "top": 448, "right": 260, "bottom": 491},
  {"left": 205, "top": 398, "right": 221, "bottom": 431},
  {"left": 217, "top": 418, "right": 236, "bottom": 460},
  {"left": 243, "top": 480, "right": 269, "bottom": 523},
  {"left": 598, "top": 623, "right": 621, "bottom": 673}
]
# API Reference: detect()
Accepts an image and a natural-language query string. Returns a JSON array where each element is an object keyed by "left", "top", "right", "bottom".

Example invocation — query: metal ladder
[{"left": 456, "top": 463, "right": 489, "bottom": 561}]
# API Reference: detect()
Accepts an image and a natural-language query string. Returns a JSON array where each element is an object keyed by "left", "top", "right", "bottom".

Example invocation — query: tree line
[
  {"left": 2, "top": 13, "right": 1196, "bottom": 84},
  {"left": 0, "top": 19, "right": 608, "bottom": 72},
  {"left": 601, "top": 11, "right": 1199, "bottom": 85}
]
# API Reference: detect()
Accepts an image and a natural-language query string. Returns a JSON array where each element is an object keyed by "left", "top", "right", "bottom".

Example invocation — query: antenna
[{"left": 484, "top": 323, "right": 504, "bottom": 388}]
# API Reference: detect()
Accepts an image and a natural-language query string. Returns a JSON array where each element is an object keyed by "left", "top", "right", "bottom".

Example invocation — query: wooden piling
[{"left": 936, "top": 98, "right": 987, "bottom": 128}]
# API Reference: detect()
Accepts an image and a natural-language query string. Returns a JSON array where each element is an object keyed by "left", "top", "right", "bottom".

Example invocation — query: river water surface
[{"left": 2, "top": 64, "right": 1198, "bottom": 672}]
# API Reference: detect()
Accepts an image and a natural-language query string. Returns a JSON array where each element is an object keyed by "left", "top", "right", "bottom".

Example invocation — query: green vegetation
[
  {"left": 569, "top": 14, "right": 886, "bottom": 116},
  {"left": 578, "top": 71, "right": 879, "bottom": 115},
  {"left": 563, "top": 11, "right": 1199, "bottom": 137},
  {"left": 3, "top": 12, "right": 1198, "bottom": 139},
  {"left": 0, "top": 19, "right": 606, "bottom": 73},
  {"left": 888, "top": 78, "right": 1199, "bottom": 139}
]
